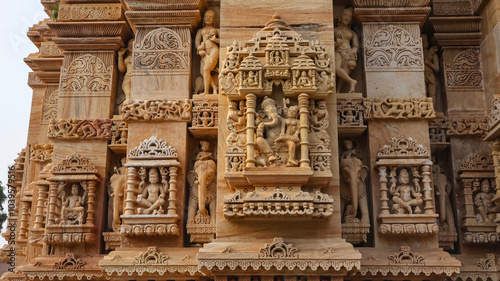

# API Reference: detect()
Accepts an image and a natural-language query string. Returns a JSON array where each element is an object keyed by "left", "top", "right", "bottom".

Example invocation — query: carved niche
[
  {"left": 189, "top": 99, "right": 218, "bottom": 137},
  {"left": 337, "top": 96, "right": 366, "bottom": 137},
  {"left": 43, "top": 153, "right": 100, "bottom": 253},
  {"left": 120, "top": 136, "right": 180, "bottom": 236},
  {"left": 187, "top": 141, "right": 217, "bottom": 244},
  {"left": 220, "top": 14, "right": 334, "bottom": 219},
  {"left": 363, "top": 23, "right": 424, "bottom": 71},
  {"left": 121, "top": 99, "right": 192, "bottom": 122},
  {"left": 375, "top": 136, "right": 439, "bottom": 236},
  {"left": 133, "top": 27, "right": 189, "bottom": 74},
  {"left": 443, "top": 47, "right": 483, "bottom": 91},
  {"left": 458, "top": 151, "right": 500, "bottom": 244},
  {"left": 47, "top": 119, "right": 112, "bottom": 140},
  {"left": 108, "top": 119, "right": 128, "bottom": 154},
  {"left": 59, "top": 53, "right": 112, "bottom": 96}
]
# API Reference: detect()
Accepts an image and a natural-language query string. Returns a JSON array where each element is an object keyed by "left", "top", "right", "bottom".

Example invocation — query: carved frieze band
[
  {"left": 133, "top": 27, "right": 190, "bottom": 75},
  {"left": 121, "top": 99, "right": 192, "bottom": 122},
  {"left": 47, "top": 119, "right": 112, "bottom": 140},
  {"left": 30, "top": 144, "right": 53, "bottom": 162},
  {"left": 363, "top": 97, "right": 435, "bottom": 120},
  {"left": 446, "top": 118, "right": 488, "bottom": 137},
  {"left": 443, "top": 47, "right": 482, "bottom": 91},
  {"left": 60, "top": 53, "right": 113, "bottom": 96},
  {"left": 363, "top": 23, "right": 424, "bottom": 71},
  {"left": 58, "top": 4, "right": 122, "bottom": 21},
  {"left": 433, "top": 0, "right": 473, "bottom": 16}
]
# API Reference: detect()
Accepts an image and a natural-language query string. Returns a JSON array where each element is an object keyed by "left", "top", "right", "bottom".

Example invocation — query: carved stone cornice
[
  {"left": 363, "top": 97, "right": 435, "bottom": 120},
  {"left": 48, "top": 21, "right": 132, "bottom": 50},
  {"left": 47, "top": 119, "right": 112, "bottom": 140},
  {"left": 58, "top": 3, "right": 123, "bottom": 21},
  {"left": 429, "top": 16, "right": 481, "bottom": 46},
  {"left": 39, "top": 42, "right": 64, "bottom": 58},
  {"left": 352, "top": 1, "right": 431, "bottom": 27},
  {"left": 27, "top": 72, "right": 45, "bottom": 88},
  {"left": 121, "top": 0, "right": 203, "bottom": 32},
  {"left": 433, "top": 0, "right": 473, "bottom": 16}
]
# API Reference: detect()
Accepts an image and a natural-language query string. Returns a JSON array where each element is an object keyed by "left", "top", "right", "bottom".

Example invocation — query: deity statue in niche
[
  {"left": 110, "top": 158, "right": 127, "bottom": 231},
  {"left": 474, "top": 179, "right": 500, "bottom": 223},
  {"left": 255, "top": 96, "right": 282, "bottom": 167},
  {"left": 118, "top": 39, "right": 133, "bottom": 101},
  {"left": 340, "top": 140, "right": 369, "bottom": 223},
  {"left": 423, "top": 35, "right": 439, "bottom": 106},
  {"left": 276, "top": 105, "right": 300, "bottom": 167},
  {"left": 188, "top": 141, "right": 217, "bottom": 224},
  {"left": 334, "top": 7, "right": 358, "bottom": 93},
  {"left": 137, "top": 168, "right": 167, "bottom": 215},
  {"left": 195, "top": 10, "right": 220, "bottom": 95},
  {"left": 308, "top": 100, "right": 330, "bottom": 145},
  {"left": 226, "top": 100, "right": 247, "bottom": 146},
  {"left": 433, "top": 164, "right": 456, "bottom": 233},
  {"left": 389, "top": 168, "right": 423, "bottom": 214},
  {"left": 59, "top": 182, "right": 88, "bottom": 225}
]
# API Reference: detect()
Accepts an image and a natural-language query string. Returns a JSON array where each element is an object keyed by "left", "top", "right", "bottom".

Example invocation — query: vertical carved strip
[
  {"left": 422, "top": 165, "right": 434, "bottom": 215},
  {"left": 47, "top": 182, "right": 59, "bottom": 226},
  {"left": 86, "top": 180, "right": 96, "bottom": 227},
  {"left": 246, "top": 94, "right": 257, "bottom": 167},
  {"left": 379, "top": 166, "right": 389, "bottom": 214},
  {"left": 124, "top": 167, "right": 137, "bottom": 216},
  {"left": 298, "top": 94, "right": 310, "bottom": 168},
  {"left": 18, "top": 202, "right": 29, "bottom": 240},
  {"left": 33, "top": 184, "right": 49, "bottom": 229},
  {"left": 168, "top": 166, "right": 178, "bottom": 216},
  {"left": 491, "top": 139, "right": 500, "bottom": 203}
]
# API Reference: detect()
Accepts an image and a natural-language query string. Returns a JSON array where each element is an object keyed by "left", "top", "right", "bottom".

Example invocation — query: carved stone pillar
[
  {"left": 245, "top": 94, "right": 257, "bottom": 168},
  {"left": 167, "top": 166, "right": 178, "bottom": 216},
  {"left": 124, "top": 167, "right": 137, "bottom": 216},
  {"left": 33, "top": 183, "right": 49, "bottom": 229},
  {"left": 298, "top": 93, "right": 310, "bottom": 168}
]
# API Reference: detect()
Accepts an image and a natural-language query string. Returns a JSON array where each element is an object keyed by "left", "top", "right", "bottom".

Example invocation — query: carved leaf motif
[
  {"left": 54, "top": 253, "right": 85, "bottom": 270},
  {"left": 128, "top": 136, "right": 178, "bottom": 159},
  {"left": 259, "top": 237, "right": 298, "bottom": 259},
  {"left": 377, "top": 136, "right": 429, "bottom": 158},
  {"left": 42, "top": 90, "right": 59, "bottom": 121},
  {"left": 461, "top": 151, "right": 494, "bottom": 171},
  {"left": 51, "top": 153, "right": 98, "bottom": 174},
  {"left": 388, "top": 246, "right": 424, "bottom": 265},
  {"left": 133, "top": 246, "right": 169, "bottom": 265}
]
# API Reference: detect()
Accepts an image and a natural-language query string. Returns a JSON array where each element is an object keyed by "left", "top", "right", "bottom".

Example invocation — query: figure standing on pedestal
[
  {"left": 195, "top": 10, "right": 220, "bottom": 95},
  {"left": 335, "top": 7, "right": 358, "bottom": 94},
  {"left": 423, "top": 35, "right": 439, "bottom": 107},
  {"left": 118, "top": 39, "right": 133, "bottom": 101}
]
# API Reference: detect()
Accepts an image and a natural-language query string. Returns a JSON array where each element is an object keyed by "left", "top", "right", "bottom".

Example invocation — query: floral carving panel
[
  {"left": 133, "top": 27, "right": 190, "bottom": 75},
  {"left": 443, "top": 47, "right": 483, "bottom": 91},
  {"left": 59, "top": 53, "right": 113, "bottom": 96},
  {"left": 363, "top": 23, "right": 424, "bottom": 71}
]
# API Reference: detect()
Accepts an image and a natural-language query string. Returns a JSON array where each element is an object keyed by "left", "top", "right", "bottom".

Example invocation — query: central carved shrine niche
[
  {"left": 220, "top": 14, "right": 334, "bottom": 219},
  {"left": 375, "top": 136, "right": 439, "bottom": 236},
  {"left": 119, "top": 136, "right": 180, "bottom": 236}
]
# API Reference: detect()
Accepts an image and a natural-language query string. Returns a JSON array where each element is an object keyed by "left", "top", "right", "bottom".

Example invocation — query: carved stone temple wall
[{"left": 3, "top": 0, "right": 500, "bottom": 281}]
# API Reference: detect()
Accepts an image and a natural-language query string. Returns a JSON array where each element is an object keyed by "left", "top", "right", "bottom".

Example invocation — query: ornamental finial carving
[
  {"left": 54, "top": 253, "right": 85, "bottom": 270},
  {"left": 51, "top": 153, "right": 97, "bottom": 174},
  {"left": 377, "top": 136, "right": 429, "bottom": 159},
  {"left": 460, "top": 151, "right": 494, "bottom": 171},
  {"left": 134, "top": 246, "right": 169, "bottom": 265},
  {"left": 388, "top": 246, "right": 424, "bottom": 265},
  {"left": 128, "top": 136, "right": 178, "bottom": 160},
  {"left": 259, "top": 237, "right": 298, "bottom": 259}
]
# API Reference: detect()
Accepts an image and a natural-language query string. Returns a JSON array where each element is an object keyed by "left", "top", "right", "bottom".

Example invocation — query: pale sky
[{"left": 0, "top": 0, "right": 47, "bottom": 246}]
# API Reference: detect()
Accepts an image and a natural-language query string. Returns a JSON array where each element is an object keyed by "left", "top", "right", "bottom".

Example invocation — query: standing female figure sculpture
[
  {"left": 195, "top": 10, "right": 220, "bottom": 95},
  {"left": 335, "top": 7, "right": 358, "bottom": 94},
  {"left": 118, "top": 39, "right": 134, "bottom": 101}
]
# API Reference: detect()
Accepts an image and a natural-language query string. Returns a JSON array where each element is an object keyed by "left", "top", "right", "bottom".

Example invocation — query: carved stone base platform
[
  {"left": 342, "top": 221, "right": 370, "bottom": 244},
  {"left": 99, "top": 247, "right": 199, "bottom": 278},
  {"left": 378, "top": 214, "right": 439, "bottom": 235},
  {"left": 198, "top": 237, "right": 361, "bottom": 276},
  {"left": 20, "top": 254, "right": 105, "bottom": 281},
  {"left": 186, "top": 222, "right": 216, "bottom": 244},
  {"left": 44, "top": 225, "right": 96, "bottom": 245},
  {"left": 120, "top": 223, "right": 179, "bottom": 236},
  {"left": 462, "top": 223, "right": 500, "bottom": 244}
]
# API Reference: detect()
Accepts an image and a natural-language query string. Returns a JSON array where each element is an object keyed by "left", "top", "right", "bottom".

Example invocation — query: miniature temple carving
[
  {"left": 376, "top": 136, "right": 439, "bottom": 235},
  {"left": 120, "top": 136, "right": 180, "bottom": 236},
  {"left": 458, "top": 151, "right": 500, "bottom": 244},
  {"left": 190, "top": 100, "right": 218, "bottom": 137},
  {"left": 220, "top": 14, "right": 334, "bottom": 219}
]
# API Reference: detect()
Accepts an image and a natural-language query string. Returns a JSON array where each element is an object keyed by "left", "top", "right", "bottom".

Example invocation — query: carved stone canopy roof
[
  {"left": 49, "top": 153, "right": 100, "bottom": 181},
  {"left": 126, "top": 136, "right": 180, "bottom": 166},
  {"left": 459, "top": 151, "right": 495, "bottom": 178},
  {"left": 376, "top": 136, "right": 432, "bottom": 166}
]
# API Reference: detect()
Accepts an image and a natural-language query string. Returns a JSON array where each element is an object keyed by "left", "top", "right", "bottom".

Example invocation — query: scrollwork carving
[
  {"left": 443, "top": 48, "right": 482, "bottom": 89},
  {"left": 54, "top": 253, "right": 85, "bottom": 270},
  {"left": 128, "top": 136, "right": 178, "bottom": 159},
  {"left": 51, "top": 153, "right": 97, "bottom": 174},
  {"left": 42, "top": 90, "right": 59, "bottom": 122},
  {"left": 58, "top": 4, "right": 121, "bottom": 21},
  {"left": 259, "top": 237, "right": 298, "bottom": 259},
  {"left": 134, "top": 246, "right": 169, "bottom": 265},
  {"left": 388, "top": 246, "right": 424, "bottom": 265},
  {"left": 60, "top": 54, "right": 112, "bottom": 95}
]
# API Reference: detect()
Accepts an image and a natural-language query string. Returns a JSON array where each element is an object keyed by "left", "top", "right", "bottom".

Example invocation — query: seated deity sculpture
[
  {"left": 275, "top": 105, "right": 300, "bottom": 167},
  {"left": 255, "top": 97, "right": 282, "bottom": 166},
  {"left": 137, "top": 168, "right": 166, "bottom": 215},
  {"left": 297, "top": 71, "right": 312, "bottom": 87},
  {"left": 60, "top": 182, "right": 88, "bottom": 225},
  {"left": 390, "top": 168, "right": 423, "bottom": 214},
  {"left": 244, "top": 71, "right": 259, "bottom": 88},
  {"left": 474, "top": 179, "right": 500, "bottom": 223}
]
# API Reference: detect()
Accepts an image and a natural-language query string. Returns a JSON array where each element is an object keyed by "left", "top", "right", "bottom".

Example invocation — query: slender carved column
[
  {"left": 124, "top": 167, "right": 137, "bottom": 216},
  {"left": 18, "top": 202, "right": 29, "bottom": 240},
  {"left": 460, "top": 178, "right": 477, "bottom": 225},
  {"left": 246, "top": 94, "right": 257, "bottom": 167},
  {"left": 298, "top": 93, "right": 310, "bottom": 168},
  {"left": 422, "top": 165, "right": 434, "bottom": 215},
  {"left": 167, "top": 167, "right": 178, "bottom": 216},
  {"left": 378, "top": 166, "right": 389, "bottom": 215},
  {"left": 86, "top": 180, "right": 96, "bottom": 227},
  {"left": 47, "top": 181, "right": 59, "bottom": 225},
  {"left": 33, "top": 183, "right": 49, "bottom": 229}
]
